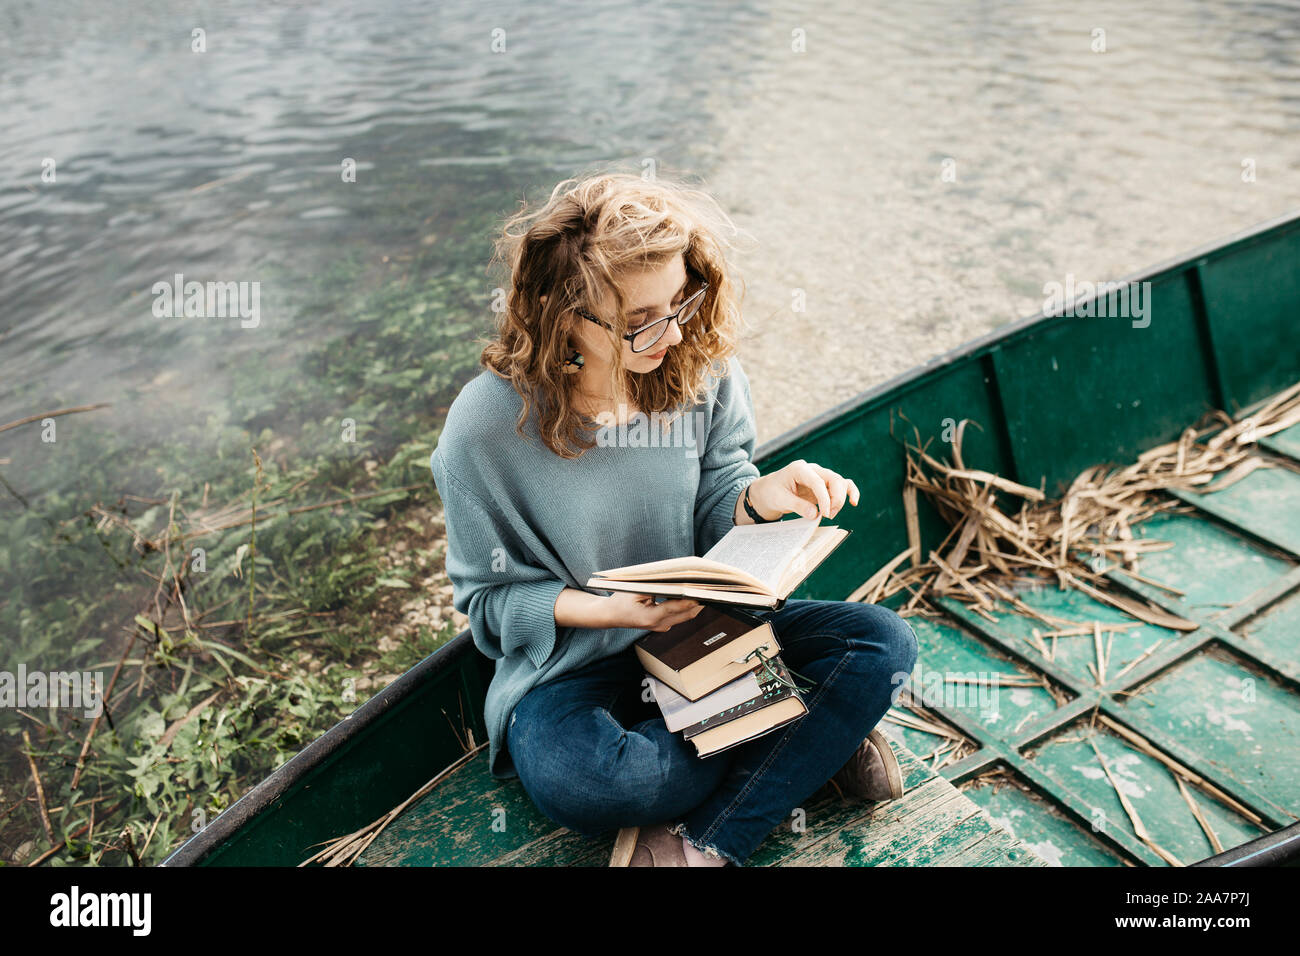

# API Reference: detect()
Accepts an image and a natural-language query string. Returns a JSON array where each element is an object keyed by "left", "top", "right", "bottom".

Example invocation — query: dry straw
[{"left": 849, "top": 381, "right": 1300, "bottom": 631}]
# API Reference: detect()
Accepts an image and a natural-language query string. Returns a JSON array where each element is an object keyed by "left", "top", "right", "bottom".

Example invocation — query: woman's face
[{"left": 570, "top": 254, "right": 690, "bottom": 374}]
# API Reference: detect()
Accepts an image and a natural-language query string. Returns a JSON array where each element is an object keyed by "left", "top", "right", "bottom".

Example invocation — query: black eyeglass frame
[{"left": 575, "top": 268, "right": 709, "bottom": 353}]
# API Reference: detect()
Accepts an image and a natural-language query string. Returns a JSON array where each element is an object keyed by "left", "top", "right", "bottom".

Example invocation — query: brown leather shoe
[
  {"left": 828, "top": 727, "right": 904, "bottom": 803},
  {"left": 609, "top": 827, "right": 639, "bottom": 866},
  {"left": 628, "top": 822, "right": 689, "bottom": 867}
]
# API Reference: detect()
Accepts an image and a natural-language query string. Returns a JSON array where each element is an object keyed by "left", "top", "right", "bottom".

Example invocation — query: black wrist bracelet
[{"left": 743, "top": 484, "right": 774, "bottom": 523}]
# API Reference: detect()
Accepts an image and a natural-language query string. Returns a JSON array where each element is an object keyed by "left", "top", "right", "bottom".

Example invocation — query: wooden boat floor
[
  {"left": 882, "top": 421, "right": 1300, "bottom": 866},
  {"left": 356, "top": 734, "right": 1048, "bottom": 866}
]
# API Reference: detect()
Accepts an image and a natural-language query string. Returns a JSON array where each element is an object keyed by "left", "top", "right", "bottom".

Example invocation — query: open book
[{"left": 586, "top": 516, "right": 849, "bottom": 609}]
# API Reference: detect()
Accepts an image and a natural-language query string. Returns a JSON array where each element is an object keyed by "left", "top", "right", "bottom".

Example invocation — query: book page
[
  {"left": 778, "top": 526, "right": 848, "bottom": 597},
  {"left": 590, "top": 556, "right": 769, "bottom": 592},
  {"left": 701, "top": 516, "right": 820, "bottom": 592}
]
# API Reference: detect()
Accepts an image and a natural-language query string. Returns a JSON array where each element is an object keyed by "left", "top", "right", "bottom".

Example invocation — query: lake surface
[{"left": 2, "top": 0, "right": 1299, "bottom": 614}]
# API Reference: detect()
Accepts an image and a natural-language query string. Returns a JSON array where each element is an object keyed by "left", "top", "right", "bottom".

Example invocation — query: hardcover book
[{"left": 634, "top": 605, "right": 778, "bottom": 701}]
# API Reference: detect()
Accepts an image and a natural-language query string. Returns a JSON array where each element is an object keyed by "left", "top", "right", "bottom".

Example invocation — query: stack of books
[
  {"left": 633, "top": 604, "right": 808, "bottom": 757},
  {"left": 587, "top": 514, "right": 850, "bottom": 756}
]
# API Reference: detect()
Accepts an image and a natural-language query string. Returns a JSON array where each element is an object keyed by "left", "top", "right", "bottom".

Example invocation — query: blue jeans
[{"left": 506, "top": 600, "right": 919, "bottom": 866}]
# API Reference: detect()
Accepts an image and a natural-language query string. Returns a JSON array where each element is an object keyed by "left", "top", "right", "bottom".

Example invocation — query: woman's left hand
[{"left": 746, "top": 460, "right": 860, "bottom": 521}]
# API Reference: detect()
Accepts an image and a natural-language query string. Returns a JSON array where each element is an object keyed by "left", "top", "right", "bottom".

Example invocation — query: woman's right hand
[{"left": 600, "top": 592, "right": 705, "bottom": 632}]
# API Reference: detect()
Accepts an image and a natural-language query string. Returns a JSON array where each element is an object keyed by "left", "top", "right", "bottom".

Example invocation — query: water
[
  {"left": 3, "top": 1, "right": 1297, "bottom": 456},
  {"left": 701, "top": 0, "right": 1300, "bottom": 433},
  {"left": 0, "top": 0, "right": 745, "bottom": 459}
]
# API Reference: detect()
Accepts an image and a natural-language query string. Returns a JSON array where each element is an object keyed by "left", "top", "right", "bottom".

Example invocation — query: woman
[{"left": 429, "top": 170, "right": 918, "bottom": 867}]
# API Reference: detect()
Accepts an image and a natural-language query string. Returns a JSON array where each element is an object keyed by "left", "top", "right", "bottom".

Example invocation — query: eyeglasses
[{"left": 576, "top": 269, "right": 709, "bottom": 353}]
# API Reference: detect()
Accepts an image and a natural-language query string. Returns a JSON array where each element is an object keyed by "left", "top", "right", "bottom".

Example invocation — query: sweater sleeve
[
  {"left": 430, "top": 449, "right": 568, "bottom": 669},
  {"left": 693, "top": 356, "right": 762, "bottom": 556}
]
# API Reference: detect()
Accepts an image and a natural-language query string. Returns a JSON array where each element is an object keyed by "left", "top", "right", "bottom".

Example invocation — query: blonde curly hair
[{"left": 481, "top": 166, "right": 751, "bottom": 459}]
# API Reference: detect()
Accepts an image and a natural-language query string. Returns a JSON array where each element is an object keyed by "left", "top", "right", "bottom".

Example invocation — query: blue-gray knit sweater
[{"left": 429, "top": 355, "right": 760, "bottom": 779}]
